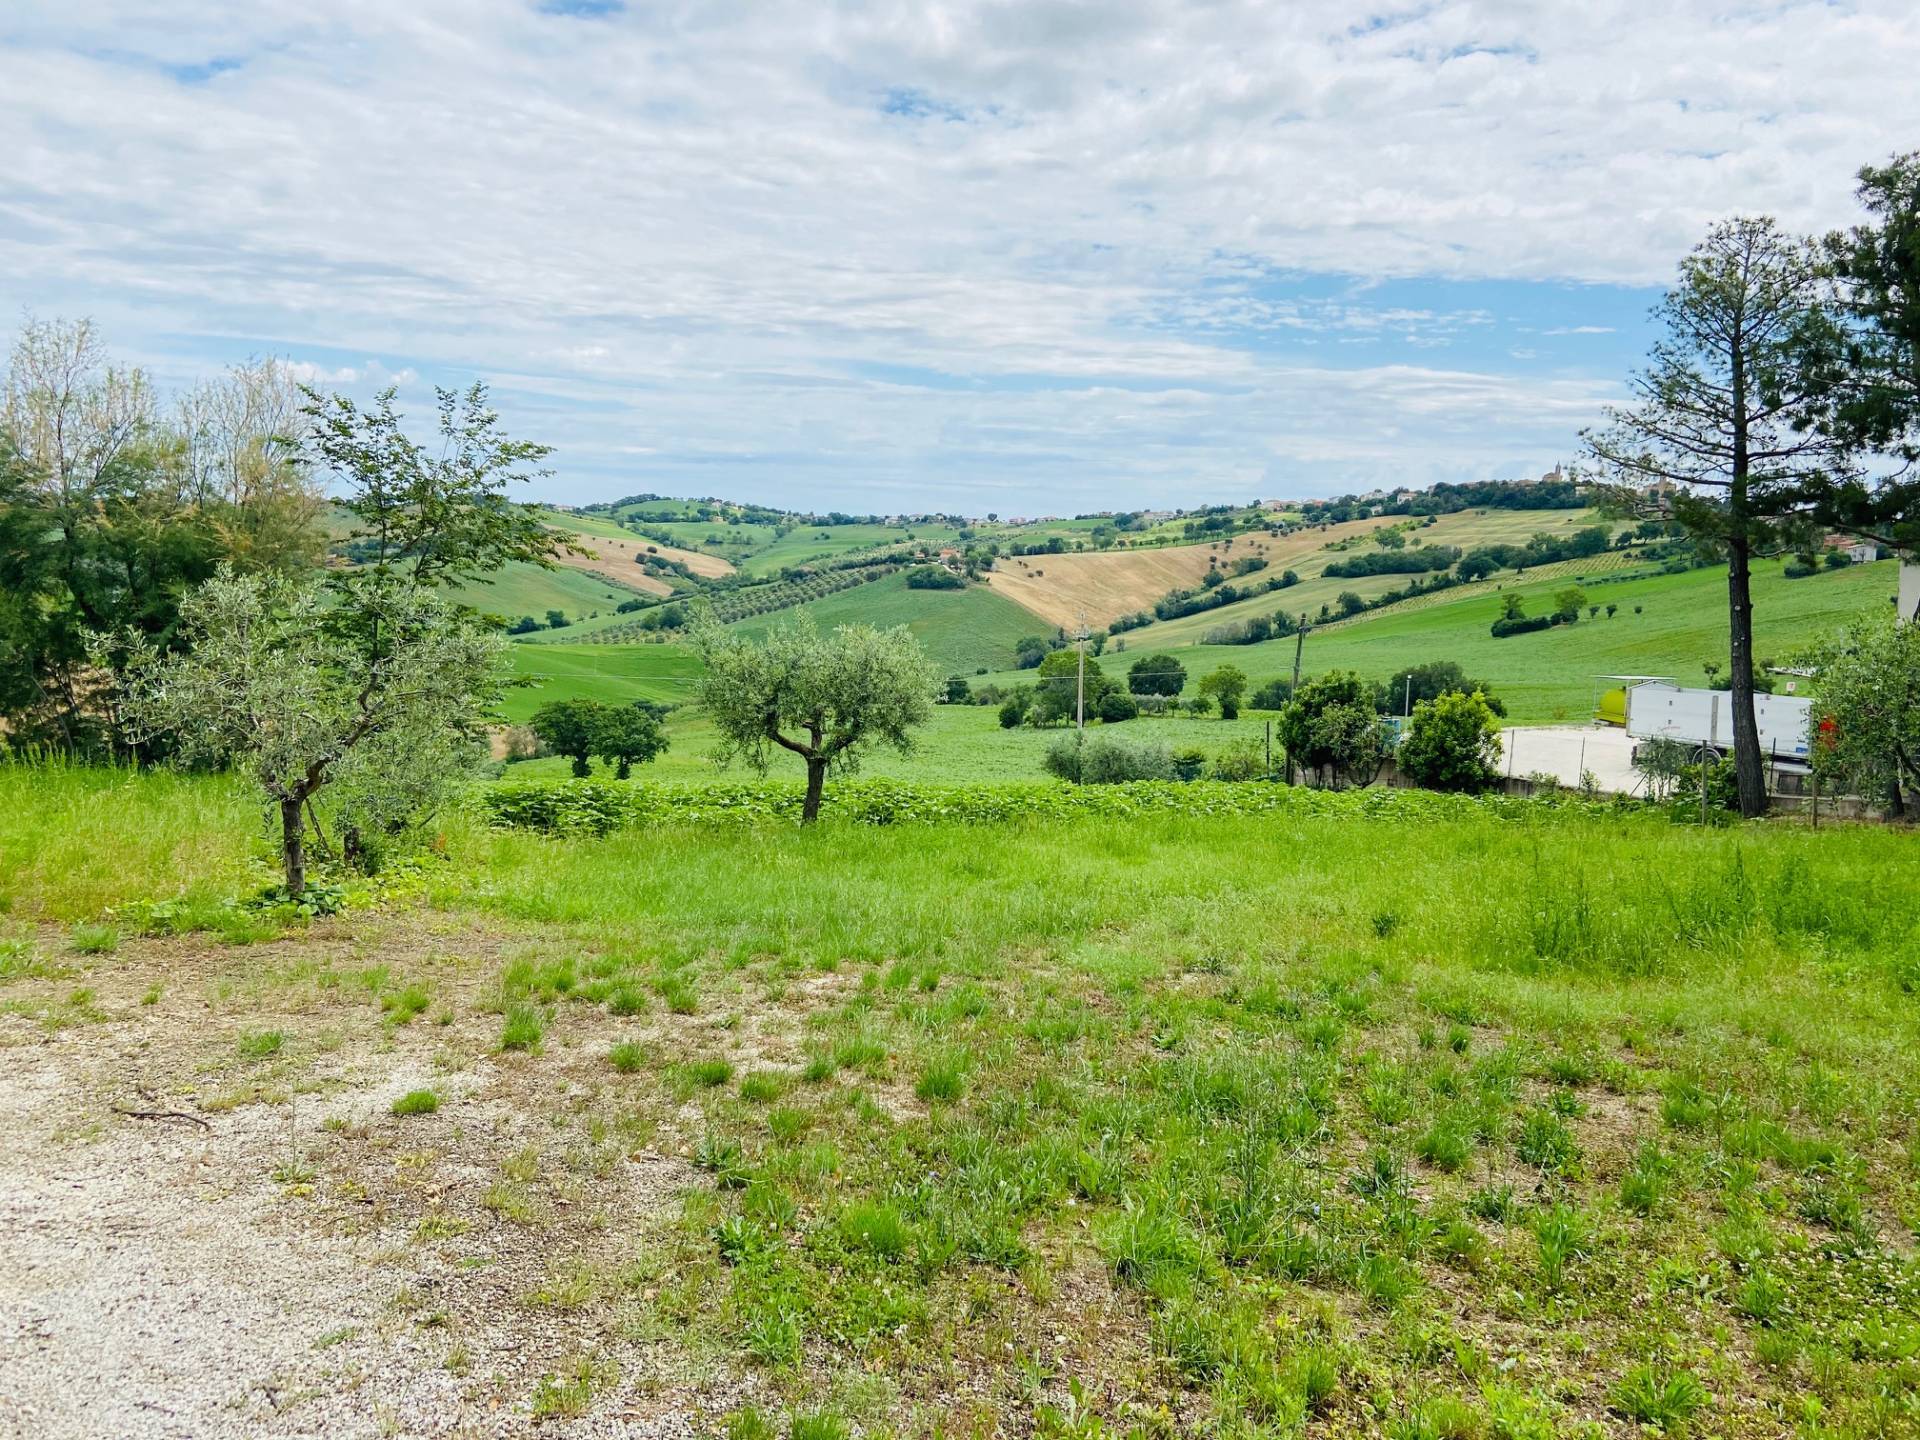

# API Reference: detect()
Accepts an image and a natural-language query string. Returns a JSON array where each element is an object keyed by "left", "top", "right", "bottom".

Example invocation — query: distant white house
[{"left": 1823, "top": 533, "right": 1879, "bottom": 565}]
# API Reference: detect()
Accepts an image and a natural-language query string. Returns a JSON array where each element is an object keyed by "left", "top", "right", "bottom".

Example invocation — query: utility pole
[
  {"left": 1075, "top": 609, "right": 1088, "bottom": 732},
  {"left": 1286, "top": 613, "right": 1309, "bottom": 784}
]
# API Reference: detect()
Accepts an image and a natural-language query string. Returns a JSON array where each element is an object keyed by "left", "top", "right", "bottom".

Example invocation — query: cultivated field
[{"left": 3, "top": 766, "right": 1918, "bottom": 1438}]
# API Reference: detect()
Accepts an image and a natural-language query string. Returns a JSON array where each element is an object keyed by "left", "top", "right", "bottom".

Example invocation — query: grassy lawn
[{"left": 2, "top": 762, "right": 1918, "bottom": 1435}]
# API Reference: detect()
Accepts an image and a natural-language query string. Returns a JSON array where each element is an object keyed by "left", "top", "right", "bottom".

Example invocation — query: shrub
[
  {"left": 1490, "top": 613, "right": 1554, "bottom": 638},
  {"left": 1396, "top": 691, "right": 1502, "bottom": 793},
  {"left": 609, "top": 1042, "right": 645, "bottom": 1074},
  {"left": 1044, "top": 735, "right": 1174, "bottom": 784},
  {"left": 1197, "top": 665, "right": 1249, "bottom": 719},
  {"left": 1096, "top": 690, "right": 1139, "bottom": 723},
  {"left": 1210, "top": 742, "right": 1266, "bottom": 782}
]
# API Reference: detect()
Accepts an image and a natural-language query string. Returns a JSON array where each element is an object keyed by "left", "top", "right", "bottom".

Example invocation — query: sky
[{"left": 4, "top": 2, "right": 1918, "bottom": 515}]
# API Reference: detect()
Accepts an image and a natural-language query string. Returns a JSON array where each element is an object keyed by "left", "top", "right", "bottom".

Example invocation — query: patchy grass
[
  {"left": 5, "top": 768, "right": 1920, "bottom": 1435},
  {"left": 390, "top": 1089, "right": 439, "bottom": 1116}
]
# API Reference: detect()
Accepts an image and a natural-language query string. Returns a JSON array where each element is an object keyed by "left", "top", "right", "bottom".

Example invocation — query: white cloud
[{"left": 1, "top": 1, "right": 1913, "bottom": 507}]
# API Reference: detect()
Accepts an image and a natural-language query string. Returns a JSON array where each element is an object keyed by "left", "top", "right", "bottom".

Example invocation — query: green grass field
[
  {"left": 979, "top": 558, "right": 1898, "bottom": 726},
  {"left": 443, "top": 559, "right": 643, "bottom": 629},
  {"left": 727, "top": 572, "right": 1043, "bottom": 676},
  {"left": 3, "top": 762, "right": 1917, "bottom": 1436},
  {"left": 504, "top": 643, "right": 702, "bottom": 723}
]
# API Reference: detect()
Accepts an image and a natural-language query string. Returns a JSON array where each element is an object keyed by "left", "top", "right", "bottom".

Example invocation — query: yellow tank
[{"left": 1596, "top": 687, "right": 1628, "bottom": 727}]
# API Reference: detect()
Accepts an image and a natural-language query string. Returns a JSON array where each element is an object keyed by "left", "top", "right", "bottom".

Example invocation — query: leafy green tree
[
  {"left": 1798, "top": 153, "right": 1920, "bottom": 566},
  {"left": 1336, "top": 590, "right": 1367, "bottom": 618},
  {"left": 530, "top": 699, "right": 599, "bottom": 776},
  {"left": 692, "top": 616, "right": 937, "bottom": 822},
  {"left": 111, "top": 570, "right": 504, "bottom": 898},
  {"left": 1396, "top": 691, "right": 1502, "bottom": 792},
  {"left": 1552, "top": 586, "right": 1588, "bottom": 623},
  {"left": 1376, "top": 661, "right": 1504, "bottom": 718},
  {"left": 1, "top": 320, "right": 326, "bottom": 751},
  {"left": 300, "top": 382, "right": 574, "bottom": 586},
  {"left": 1584, "top": 218, "right": 1847, "bottom": 816},
  {"left": 1251, "top": 677, "right": 1293, "bottom": 710},
  {"left": 593, "top": 703, "right": 669, "bottom": 779},
  {"left": 1278, "top": 671, "right": 1387, "bottom": 788},
  {"left": 1096, "top": 689, "right": 1138, "bottom": 722},
  {"left": 943, "top": 676, "right": 971, "bottom": 704},
  {"left": 1805, "top": 613, "right": 1920, "bottom": 817},
  {"left": 997, "top": 689, "right": 1030, "bottom": 729},
  {"left": 1197, "top": 664, "right": 1248, "bottom": 719},
  {"left": 1127, "top": 653, "right": 1186, "bottom": 697}
]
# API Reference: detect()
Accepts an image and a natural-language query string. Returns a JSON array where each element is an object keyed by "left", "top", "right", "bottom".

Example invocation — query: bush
[
  {"left": 1171, "top": 748, "right": 1207, "bottom": 782},
  {"left": 1397, "top": 691, "right": 1502, "bottom": 793},
  {"left": 1096, "top": 690, "right": 1139, "bottom": 723},
  {"left": 1043, "top": 735, "right": 1174, "bottom": 784},
  {"left": 1251, "top": 678, "right": 1293, "bottom": 710},
  {"left": 997, "top": 691, "right": 1030, "bottom": 729},
  {"left": 1210, "top": 742, "right": 1266, "bottom": 781},
  {"left": 1490, "top": 614, "right": 1554, "bottom": 638}
]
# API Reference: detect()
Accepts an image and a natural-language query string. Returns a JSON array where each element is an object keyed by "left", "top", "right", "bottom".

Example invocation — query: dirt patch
[
  {"left": 556, "top": 530, "right": 733, "bottom": 590},
  {"left": 983, "top": 517, "right": 1391, "bottom": 629},
  {"left": 0, "top": 918, "right": 748, "bottom": 1438}
]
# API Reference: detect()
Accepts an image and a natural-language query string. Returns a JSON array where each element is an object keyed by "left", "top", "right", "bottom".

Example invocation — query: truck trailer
[{"left": 1624, "top": 681, "right": 1812, "bottom": 768}]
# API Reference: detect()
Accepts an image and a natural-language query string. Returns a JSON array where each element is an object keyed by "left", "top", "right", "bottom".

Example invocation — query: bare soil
[{"left": 0, "top": 916, "right": 765, "bottom": 1439}]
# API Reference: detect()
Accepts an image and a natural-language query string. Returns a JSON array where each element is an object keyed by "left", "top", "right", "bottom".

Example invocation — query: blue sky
[{"left": 4, "top": 2, "right": 1915, "bottom": 513}]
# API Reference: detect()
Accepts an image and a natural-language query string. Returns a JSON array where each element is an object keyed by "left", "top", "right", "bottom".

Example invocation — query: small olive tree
[
  {"left": 112, "top": 569, "right": 506, "bottom": 897},
  {"left": 692, "top": 615, "right": 937, "bottom": 822}
]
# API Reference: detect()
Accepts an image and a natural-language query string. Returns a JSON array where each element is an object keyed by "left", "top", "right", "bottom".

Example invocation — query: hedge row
[{"left": 479, "top": 776, "right": 1621, "bottom": 835}]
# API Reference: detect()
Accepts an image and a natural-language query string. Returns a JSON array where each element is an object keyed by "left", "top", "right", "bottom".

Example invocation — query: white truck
[{"left": 1624, "top": 681, "right": 1812, "bottom": 768}]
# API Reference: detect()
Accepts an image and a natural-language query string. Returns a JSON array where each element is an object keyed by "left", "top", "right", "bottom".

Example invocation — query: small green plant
[
  {"left": 725, "top": 1407, "right": 779, "bottom": 1440},
  {"left": 691, "top": 1058, "right": 735, "bottom": 1088},
  {"left": 740, "top": 1070, "right": 784, "bottom": 1103},
  {"left": 1532, "top": 1205, "right": 1589, "bottom": 1291},
  {"left": 70, "top": 924, "right": 120, "bottom": 955},
  {"left": 1415, "top": 1118, "right": 1473, "bottom": 1172},
  {"left": 501, "top": 1006, "right": 545, "bottom": 1052},
  {"left": 380, "top": 982, "right": 430, "bottom": 1024},
  {"left": 840, "top": 1201, "right": 911, "bottom": 1260},
  {"left": 237, "top": 1029, "right": 283, "bottom": 1059},
  {"left": 1515, "top": 1108, "right": 1578, "bottom": 1175},
  {"left": 788, "top": 1413, "right": 851, "bottom": 1440},
  {"left": 608, "top": 1041, "right": 645, "bottom": 1074},
  {"left": 1611, "top": 1363, "right": 1708, "bottom": 1429},
  {"left": 914, "top": 1054, "right": 967, "bottom": 1103},
  {"left": 390, "top": 1089, "right": 439, "bottom": 1117}
]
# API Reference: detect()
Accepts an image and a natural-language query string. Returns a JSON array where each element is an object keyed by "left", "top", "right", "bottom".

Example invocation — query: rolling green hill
[
  {"left": 442, "top": 560, "right": 642, "bottom": 629},
  {"left": 727, "top": 571, "right": 1041, "bottom": 675},
  {"left": 1055, "top": 555, "right": 1899, "bottom": 725},
  {"left": 502, "top": 642, "right": 701, "bottom": 723}
]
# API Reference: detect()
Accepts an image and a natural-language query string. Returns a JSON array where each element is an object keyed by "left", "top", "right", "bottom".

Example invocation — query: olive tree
[
  {"left": 692, "top": 615, "right": 937, "bottom": 822},
  {"left": 112, "top": 569, "right": 506, "bottom": 897}
]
